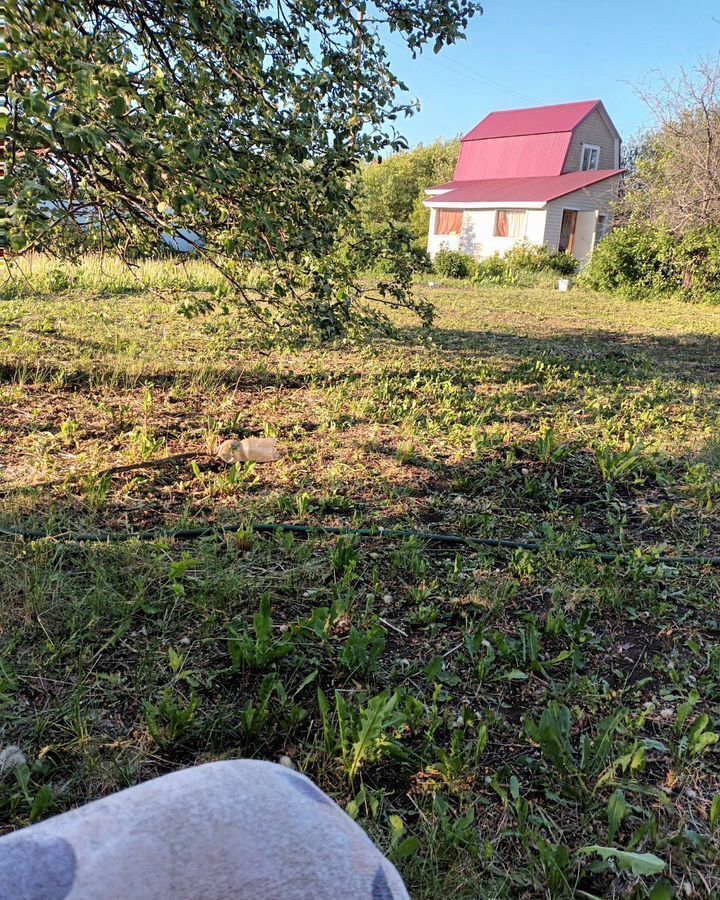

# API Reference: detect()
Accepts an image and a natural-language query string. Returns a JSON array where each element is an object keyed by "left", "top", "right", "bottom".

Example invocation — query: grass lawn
[{"left": 2, "top": 261, "right": 720, "bottom": 897}]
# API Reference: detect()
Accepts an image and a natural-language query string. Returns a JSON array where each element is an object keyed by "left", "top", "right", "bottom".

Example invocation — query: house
[{"left": 424, "top": 100, "right": 623, "bottom": 266}]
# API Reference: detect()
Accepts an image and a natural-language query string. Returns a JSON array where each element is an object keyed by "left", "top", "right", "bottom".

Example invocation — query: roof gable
[{"left": 462, "top": 100, "right": 601, "bottom": 141}]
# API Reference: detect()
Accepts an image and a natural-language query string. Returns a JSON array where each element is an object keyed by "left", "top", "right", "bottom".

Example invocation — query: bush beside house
[
  {"left": 582, "top": 225, "right": 720, "bottom": 301},
  {"left": 432, "top": 243, "right": 578, "bottom": 285},
  {"left": 430, "top": 227, "right": 720, "bottom": 303}
]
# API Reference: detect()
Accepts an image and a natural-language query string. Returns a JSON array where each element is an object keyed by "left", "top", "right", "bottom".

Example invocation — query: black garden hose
[{"left": 2, "top": 520, "right": 720, "bottom": 568}]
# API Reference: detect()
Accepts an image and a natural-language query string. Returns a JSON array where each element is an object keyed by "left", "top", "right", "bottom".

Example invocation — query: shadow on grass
[
  {"left": 4, "top": 317, "right": 720, "bottom": 389},
  {"left": 401, "top": 325, "right": 720, "bottom": 383},
  {"left": 4, "top": 314, "right": 720, "bottom": 555},
  {"left": 3, "top": 428, "right": 720, "bottom": 561},
  {"left": 0, "top": 358, "right": 366, "bottom": 392}
]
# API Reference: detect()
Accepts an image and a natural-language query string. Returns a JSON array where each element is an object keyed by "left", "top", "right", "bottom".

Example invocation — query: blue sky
[{"left": 387, "top": 0, "right": 720, "bottom": 147}]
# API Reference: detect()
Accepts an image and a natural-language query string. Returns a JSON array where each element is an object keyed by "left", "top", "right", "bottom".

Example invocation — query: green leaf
[
  {"left": 607, "top": 789, "right": 629, "bottom": 843},
  {"left": 648, "top": 880, "right": 673, "bottom": 900},
  {"left": 579, "top": 845, "right": 666, "bottom": 876},
  {"left": 686, "top": 713, "right": 719, "bottom": 756},
  {"left": 349, "top": 691, "right": 400, "bottom": 779},
  {"left": 253, "top": 594, "right": 273, "bottom": 660},
  {"left": 525, "top": 702, "right": 574, "bottom": 775},
  {"left": 334, "top": 690, "right": 350, "bottom": 764},
  {"left": 691, "top": 729, "right": 719, "bottom": 756},
  {"left": 710, "top": 793, "right": 720, "bottom": 830},
  {"left": 675, "top": 691, "right": 699, "bottom": 734},
  {"left": 109, "top": 95, "right": 127, "bottom": 117},
  {"left": 64, "top": 133, "right": 83, "bottom": 154},
  {"left": 29, "top": 785, "right": 54, "bottom": 823},
  {"left": 394, "top": 836, "right": 420, "bottom": 859},
  {"left": 475, "top": 723, "right": 488, "bottom": 762},
  {"left": 388, "top": 814, "right": 404, "bottom": 847}
]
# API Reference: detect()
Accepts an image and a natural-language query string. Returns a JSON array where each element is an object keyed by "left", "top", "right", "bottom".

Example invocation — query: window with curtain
[
  {"left": 435, "top": 210, "right": 463, "bottom": 235},
  {"left": 494, "top": 210, "right": 527, "bottom": 238}
]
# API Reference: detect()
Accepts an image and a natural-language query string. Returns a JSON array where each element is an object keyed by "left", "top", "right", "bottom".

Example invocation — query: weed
[
  {"left": 339, "top": 626, "right": 387, "bottom": 676},
  {"left": 128, "top": 424, "right": 165, "bottom": 461},
  {"left": 145, "top": 691, "right": 203, "bottom": 749},
  {"left": 345, "top": 691, "right": 405, "bottom": 780},
  {"left": 595, "top": 441, "right": 650, "bottom": 485},
  {"left": 228, "top": 595, "right": 295, "bottom": 671}
]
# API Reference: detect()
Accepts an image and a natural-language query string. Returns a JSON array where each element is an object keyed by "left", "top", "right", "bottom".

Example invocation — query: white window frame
[
  {"left": 493, "top": 209, "right": 527, "bottom": 239},
  {"left": 580, "top": 144, "right": 601, "bottom": 172},
  {"left": 596, "top": 213, "right": 608, "bottom": 242}
]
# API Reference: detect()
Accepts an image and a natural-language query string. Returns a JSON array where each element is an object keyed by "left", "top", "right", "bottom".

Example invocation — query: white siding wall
[
  {"left": 427, "top": 208, "right": 547, "bottom": 259},
  {"left": 427, "top": 232, "right": 462, "bottom": 255},
  {"left": 543, "top": 176, "right": 621, "bottom": 254},
  {"left": 426, "top": 208, "right": 462, "bottom": 255},
  {"left": 562, "top": 109, "right": 619, "bottom": 172},
  {"left": 427, "top": 176, "right": 620, "bottom": 263}
]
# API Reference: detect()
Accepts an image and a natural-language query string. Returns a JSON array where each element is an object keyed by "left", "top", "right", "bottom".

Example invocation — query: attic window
[
  {"left": 435, "top": 210, "right": 463, "bottom": 235},
  {"left": 581, "top": 144, "right": 600, "bottom": 171},
  {"left": 494, "top": 210, "right": 526, "bottom": 238}
]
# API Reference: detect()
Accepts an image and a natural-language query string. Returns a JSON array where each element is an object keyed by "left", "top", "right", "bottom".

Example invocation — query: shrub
[
  {"left": 582, "top": 225, "right": 720, "bottom": 300},
  {"left": 469, "top": 244, "right": 578, "bottom": 287},
  {"left": 502, "top": 241, "right": 546, "bottom": 272},
  {"left": 547, "top": 252, "right": 579, "bottom": 276},
  {"left": 581, "top": 226, "right": 681, "bottom": 297},
  {"left": 430, "top": 242, "right": 577, "bottom": 287},
  {"left": 503, "top": 241, "right": 579, "bottom": 275},
  {"left": 674, "top": 227, "right": 720, "bottom": 300},
  {"left": 473, "top": 254, "right": 509, "bottom": 285},
  {"left": 433, "top": 249, "right": 473, "bottom": 279},
  {"left": 429, "top": 242, "right": 578, "bottom": 284}
]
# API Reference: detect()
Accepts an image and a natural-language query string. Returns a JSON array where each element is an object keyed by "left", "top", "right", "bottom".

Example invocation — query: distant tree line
[
  {"left": 617, "top": 56, "right": 720, "bottom": 232},
  {"left": 356, "top": 139, "right": 460, "bottom": 248}
]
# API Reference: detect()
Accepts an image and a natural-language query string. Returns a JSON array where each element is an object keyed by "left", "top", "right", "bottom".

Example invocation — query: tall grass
[{"left": 0, "top": 254, "right": 231, "bottom": 300}]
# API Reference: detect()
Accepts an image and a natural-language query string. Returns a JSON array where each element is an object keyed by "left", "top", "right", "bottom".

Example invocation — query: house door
[
  {"left": 573, "top": 210, "right": 599, "bottom": 265},
  {"left": 558, "top": 209, "right": 577, "bottom": 254}
]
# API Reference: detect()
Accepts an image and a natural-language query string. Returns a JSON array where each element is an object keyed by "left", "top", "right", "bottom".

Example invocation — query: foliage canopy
[{"left": 1, "top": 0, "right": 480, "bottom": 339}]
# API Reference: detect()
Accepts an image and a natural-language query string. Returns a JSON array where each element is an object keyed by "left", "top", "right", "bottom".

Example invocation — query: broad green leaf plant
[{"left": 1, "top": 0, "right": 481, "bottom": 340}]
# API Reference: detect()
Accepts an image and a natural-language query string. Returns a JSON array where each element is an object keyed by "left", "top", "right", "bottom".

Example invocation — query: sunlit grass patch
[{"left": 0, "top": 253, "right": 229, "bottom": 300}]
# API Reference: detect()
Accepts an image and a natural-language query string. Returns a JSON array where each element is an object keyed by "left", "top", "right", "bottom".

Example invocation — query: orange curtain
[
  {"left": 435, "top": 210, "right": 463, "bottom": 235},
  {"left": 495, "top": 210, "right": 509, "bottom": 237}
]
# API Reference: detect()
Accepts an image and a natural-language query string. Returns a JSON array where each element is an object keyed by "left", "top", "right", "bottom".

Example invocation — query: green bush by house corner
[{"left": 582, "top": 225, "right": 720, "bottom": 301}]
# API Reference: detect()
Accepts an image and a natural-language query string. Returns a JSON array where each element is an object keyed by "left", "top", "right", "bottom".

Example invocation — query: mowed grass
[{"left": 2, "top": 257, "right": 720, "bottom": 898}]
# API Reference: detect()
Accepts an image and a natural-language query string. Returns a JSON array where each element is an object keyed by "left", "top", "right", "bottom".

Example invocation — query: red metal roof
[
  {"left": 425, "top": 170, "right": 624, "bottom": 205},
  {"left": 462, "top": 100, "right": 601, "bottom": 141},
  {"left": 454, "top": 132, "right": 573, "bottom": 180}
]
